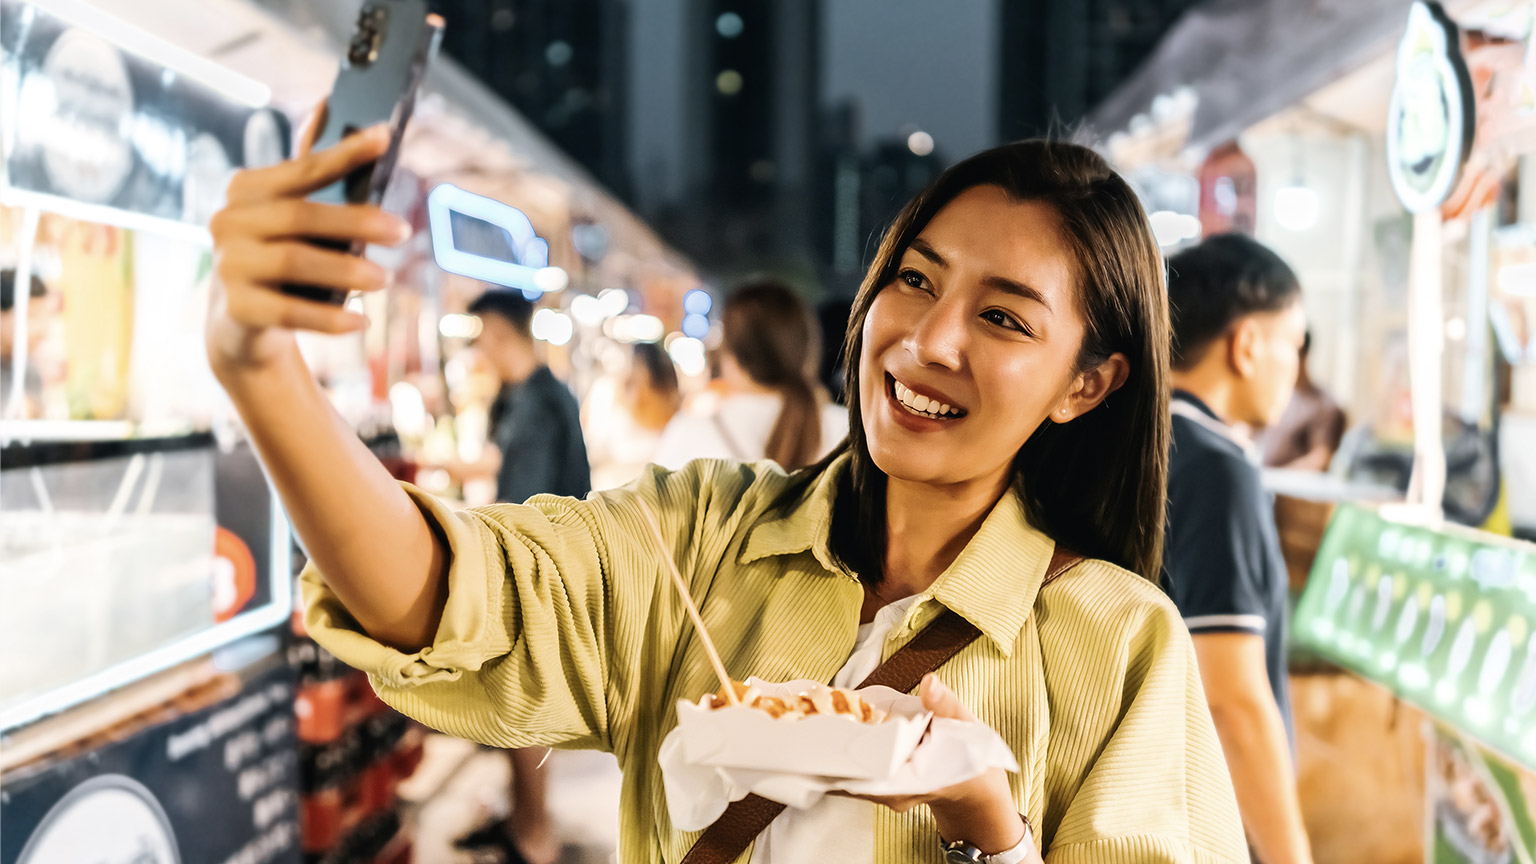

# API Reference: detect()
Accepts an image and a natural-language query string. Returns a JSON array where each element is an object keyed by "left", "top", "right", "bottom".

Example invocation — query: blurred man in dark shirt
[
  {"left": 456, "top": 289, "right": 589, "bottom": 864},
  {"left": 1164, "top": 235, "right": 1312, "bottom": 864}
]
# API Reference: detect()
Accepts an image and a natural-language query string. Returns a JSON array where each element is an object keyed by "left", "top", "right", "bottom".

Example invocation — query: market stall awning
[{"left": 1087, "top": 0, "right": 1427, "bottom": 153}]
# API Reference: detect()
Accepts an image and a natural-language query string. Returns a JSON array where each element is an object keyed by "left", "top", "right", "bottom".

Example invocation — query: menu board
[
  {"left": 0, "top": 663, "right": 300, "bottom": 864},
  {"left": 1293, "top": 504, "right": 1536, "bottom": 771}
]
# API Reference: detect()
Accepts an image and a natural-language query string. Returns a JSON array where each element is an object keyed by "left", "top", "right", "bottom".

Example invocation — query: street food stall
[{"left": 1091, "top": 2, "right": 1536, "bottom": 861}]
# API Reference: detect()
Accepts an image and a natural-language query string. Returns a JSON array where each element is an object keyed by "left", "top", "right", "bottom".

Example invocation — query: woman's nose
[{"left": 905, "top": 295, "right": 966, "bottom": 370}]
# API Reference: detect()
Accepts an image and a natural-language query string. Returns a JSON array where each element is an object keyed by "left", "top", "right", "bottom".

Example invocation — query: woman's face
[{"left": 858, "top": 185, "right": 1094, "bottom": 490}]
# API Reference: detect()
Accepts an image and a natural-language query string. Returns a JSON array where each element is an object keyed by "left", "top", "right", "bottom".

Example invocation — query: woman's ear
[{"left": 1050, "top": 352, "right": 1130, "bottom": 423}]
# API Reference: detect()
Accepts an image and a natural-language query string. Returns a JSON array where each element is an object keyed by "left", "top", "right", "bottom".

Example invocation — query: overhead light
[
  {"left": 1148, "top": 210, "right": 1201, "bottom": 248},
  {"left": 438, "top": 313, "right": 482, "bottom": 340},
  {"left": 33, "top": 0, "right": 271, "bottom": 107},
  {"left": 667, "top": 336, "right": 708, "bottom": 377},
  {"left": 682, "top": 313, "right": 710, "bottom": 339},
  {"left": 1274, "top": 184, "right": 1320, "bottom": 232},
  {"left": 683, "top": 289, "right": 713, "bottom": 316},
  {"left": 532, "top": 266, "right": 569, "bottom": 294},
  {"left": 532, "top": 309, "right": 574, "bottom": 346},
  {"left": 604, "top": 314, "right": 665, "bottom": 344},
  {"left": 907, "top": 130, "right": 934, "bottom": 157},
  {"left": 1497, "top": 262, "right": 1536, "bottom": 297},
  {"left": 570, "top": 294, "right": 604, "bottom": 326},
  {"left": 598, "top": 288, "right": 631, "bottom": 317}
]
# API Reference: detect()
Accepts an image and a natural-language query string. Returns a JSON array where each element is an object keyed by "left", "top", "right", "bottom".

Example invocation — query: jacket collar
[{"left": 738, "top": 453, "right": 1058, "bottom": 657}]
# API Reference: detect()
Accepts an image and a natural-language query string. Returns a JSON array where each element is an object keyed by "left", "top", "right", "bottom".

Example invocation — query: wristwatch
[{"left": 941, "top": 817, "right": 1035, "bottom": 864}]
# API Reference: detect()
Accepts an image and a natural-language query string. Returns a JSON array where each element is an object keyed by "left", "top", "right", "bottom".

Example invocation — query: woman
[
  {"left": 207, "top": 121, "right": 1246, "bottom": 863},
  {"left": 590, "top": 341, "right": 683, "bottom": 489},
  {"left": 654, "top": 279, "right": 846, "bottom": 471}
]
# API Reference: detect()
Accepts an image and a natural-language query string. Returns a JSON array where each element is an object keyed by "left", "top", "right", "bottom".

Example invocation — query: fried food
[{"left": 709, "top": 681, "right": 890, "bottom": 724}]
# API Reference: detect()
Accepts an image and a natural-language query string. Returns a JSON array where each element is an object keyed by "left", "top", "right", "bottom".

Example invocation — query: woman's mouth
[{"left": 887, "top": 374, "right": 967, "bottom": 420}]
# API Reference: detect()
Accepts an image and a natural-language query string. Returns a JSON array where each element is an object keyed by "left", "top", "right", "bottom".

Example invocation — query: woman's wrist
[{"left": 928, "top": 771, "right": 1025, "bottom": 855}]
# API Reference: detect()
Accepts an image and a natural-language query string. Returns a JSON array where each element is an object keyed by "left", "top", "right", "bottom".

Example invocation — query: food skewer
[{"left": 637, "top": 500, "right": 740, "bottom": 706}]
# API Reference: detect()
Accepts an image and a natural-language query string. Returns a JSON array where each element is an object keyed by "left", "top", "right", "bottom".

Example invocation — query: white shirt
[
  {"left": 749, "top": 594, "right": 921, "bottom": 864},
  {"left": 653, "top": 393, "right": 849, "bottom": 470}
]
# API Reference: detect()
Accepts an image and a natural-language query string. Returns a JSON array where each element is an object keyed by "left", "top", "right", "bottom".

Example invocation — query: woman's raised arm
[{"left": 206, "top": 119, "right": 444, "bottom": 651}]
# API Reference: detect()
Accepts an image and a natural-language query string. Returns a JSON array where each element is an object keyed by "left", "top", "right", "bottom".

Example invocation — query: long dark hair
[
  {"left": 803, "top": 140, "right": 1170, "bottom": 581},
  {"left": 721, "top": 279, "right": 823, "bottom": 471}
]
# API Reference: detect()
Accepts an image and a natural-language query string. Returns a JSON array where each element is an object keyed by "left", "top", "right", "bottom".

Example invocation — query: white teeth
[{"left": 891, "top": 378, "right": 960, "bottom": 418}]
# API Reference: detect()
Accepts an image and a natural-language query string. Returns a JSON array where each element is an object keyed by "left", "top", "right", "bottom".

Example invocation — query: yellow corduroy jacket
[{"left": 304, "top": 455, "right": 1248, "bottom": 863}]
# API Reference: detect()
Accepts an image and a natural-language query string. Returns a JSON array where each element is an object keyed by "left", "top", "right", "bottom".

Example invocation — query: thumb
[{"left": 919, "top": 674, "right": 977, "bottom": 722}]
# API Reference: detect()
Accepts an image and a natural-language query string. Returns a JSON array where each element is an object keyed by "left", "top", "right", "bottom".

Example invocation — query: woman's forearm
[{"left": 216, "top": 342, "right": 447, "bottom": 651}]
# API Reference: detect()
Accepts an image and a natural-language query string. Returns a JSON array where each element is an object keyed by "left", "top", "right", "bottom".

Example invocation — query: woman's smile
[{"left": 885, "top": 373, "right": 968, "bottom": 430}]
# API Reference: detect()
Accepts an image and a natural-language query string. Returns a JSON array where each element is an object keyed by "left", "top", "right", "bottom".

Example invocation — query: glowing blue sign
[{"left": 427, "top": 183, "right": 567, "bottom": 293}]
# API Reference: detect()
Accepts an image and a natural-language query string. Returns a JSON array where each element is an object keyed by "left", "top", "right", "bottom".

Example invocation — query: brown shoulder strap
[{"left": 680, "top": 547, "right": 1083, "bottom": 864}]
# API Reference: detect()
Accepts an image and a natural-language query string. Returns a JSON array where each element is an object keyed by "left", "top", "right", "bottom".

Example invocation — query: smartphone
[{"left": 283, "top": 1, "right": 444, "bottom": 305}]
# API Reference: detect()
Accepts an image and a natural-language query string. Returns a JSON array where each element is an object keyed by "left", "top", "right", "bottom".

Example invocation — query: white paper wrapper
[{"left": 659, "top": 679, "right": 1020, "bottom": 832}]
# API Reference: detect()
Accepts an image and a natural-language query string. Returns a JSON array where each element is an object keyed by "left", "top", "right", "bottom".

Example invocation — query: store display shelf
[
  {"left": 1293, "top": 503, "right": 1536, "bottom": 771},
  {"left": 1, "top": 429, "right": 213, "bottom": 464},
  {"left": 1, "top": 433, "right": 293, "bottom": 731},
  {"left": 0, "top": 185, "right": 211, "bottom": 245}
]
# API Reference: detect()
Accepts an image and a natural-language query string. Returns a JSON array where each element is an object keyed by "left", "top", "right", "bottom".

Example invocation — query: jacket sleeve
[{"left": 301, "top": 459, "right": 764, "bottom": 758}]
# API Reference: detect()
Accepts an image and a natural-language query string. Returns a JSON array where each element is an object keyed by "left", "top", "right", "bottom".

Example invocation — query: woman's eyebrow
[
  {"left": 909, "top": 239, "right": 947, "bottom": 268},
  {"left": 983, "top": 275, "right": 1050, "bottom": 311},
  {"left": 909, "top": 237, "right": 1051, "bottom": 313}
]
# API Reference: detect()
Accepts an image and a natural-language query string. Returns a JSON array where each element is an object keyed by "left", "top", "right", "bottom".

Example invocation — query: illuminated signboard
[
  {"left": 427, "top": 183, "right": 568, "bottom": 294},
  {"left": 1294, "top": 504, "right": 1536, "bottom": 770}
]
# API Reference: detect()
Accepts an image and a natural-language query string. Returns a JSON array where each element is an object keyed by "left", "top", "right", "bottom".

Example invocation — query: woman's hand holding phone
[
  {"left": 206, "top": 107, "right": 411, "bottom": 379},
  {"left": 203, "top": 106, "right": 448, "bottom": 655}
]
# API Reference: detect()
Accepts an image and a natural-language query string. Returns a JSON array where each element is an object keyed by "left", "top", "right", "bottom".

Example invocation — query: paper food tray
[{"left": 672, "top": 678, "right": 931, "bottom": 780}]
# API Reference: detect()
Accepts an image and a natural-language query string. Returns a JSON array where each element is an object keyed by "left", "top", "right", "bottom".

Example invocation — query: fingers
[
  {"left": 218, "top": 278, "right": 367, "bottom": 335},
  {"left": 919, "top": 674, "right": 977, "bottom": 723},
  {"left": 296, "top": 100, "right": 329, "bottom": 157},
  {"left": 211, "top": 200, "right": 410, "bottom": 246},
  {"left": 218, "top": 240, "right": 391, "bottom": 297},
  {"left": 226, "top": 124, "right": 390, "bottom": 205}
]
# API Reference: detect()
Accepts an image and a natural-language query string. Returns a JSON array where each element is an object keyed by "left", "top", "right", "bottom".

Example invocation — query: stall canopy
[
  {"left": 1088, "top": 0, "right": 1442, "bottom": 152},
  {"left": 80, "top": 0, "right": 694, "bottom": 281}
]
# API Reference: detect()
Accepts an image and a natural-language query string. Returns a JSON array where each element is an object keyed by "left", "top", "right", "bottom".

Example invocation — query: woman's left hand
[{"left": 845, "top": 675, "right": 1037, "bottom": 859}]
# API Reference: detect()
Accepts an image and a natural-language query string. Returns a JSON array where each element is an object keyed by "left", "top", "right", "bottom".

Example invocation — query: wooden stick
[{"left": 637, "top": 500, "right": 739, "bottom": 706}]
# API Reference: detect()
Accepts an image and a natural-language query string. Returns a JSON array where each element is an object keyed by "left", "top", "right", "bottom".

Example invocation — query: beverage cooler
[{"left": 0, "top": 3, "right": 414, "bottom": 863}]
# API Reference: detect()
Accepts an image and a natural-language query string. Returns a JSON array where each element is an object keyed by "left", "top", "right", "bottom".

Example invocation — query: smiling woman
[
  {"left": 205, "top": 126, "right": 1246, "bottom": 863},
  {"left": 810, "top": 142, "right": 1170, "bottom": 590}
]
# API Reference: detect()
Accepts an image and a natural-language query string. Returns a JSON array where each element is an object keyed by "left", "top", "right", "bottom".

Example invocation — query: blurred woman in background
[
  {"left": 654, "top": 279, "right": 847, "bottom": 471},
  {"left": 589, "top": 341, "right": 682, "bottom": 489}
]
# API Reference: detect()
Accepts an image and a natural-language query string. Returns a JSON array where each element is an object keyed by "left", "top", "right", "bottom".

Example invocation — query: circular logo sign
[
  {"left": 34, "top": 28, "right": 137, "bottom": 204},
  {"left": 1385, "top": 1, "right": 1476, "bottom": 213},
  {"left": 15, "top": 775, "right": 180, "bottom": 864}
]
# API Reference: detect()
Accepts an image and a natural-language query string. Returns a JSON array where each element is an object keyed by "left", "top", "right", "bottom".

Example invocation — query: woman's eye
[
  {"left": 982, "top": 309, "right": 1030, "bottom": 335},
  {"left": 898, "top": 269, "right": 929, "bottom": 292}
]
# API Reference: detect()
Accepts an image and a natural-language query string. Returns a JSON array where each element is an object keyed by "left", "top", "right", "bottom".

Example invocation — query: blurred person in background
[
  {"left": 0, "top": 268, "right": 48, "bottom": 418},
  {"left": 1164, "top": 234, "right": 1312, "bottom": 864},
  {"left": 588, "top": 341, "right": 682, "bottom": 489},
  {"left": 1258, "top": 332, "right": 1346, "bottom": 471},
  {"left": 654, "top": 279, "right": 847, "bottom": 470},
  {"left": 437, "top": 289, "right": 590, "bottom": 864},
  {"left": 208, "top": 125, "right": 1249, "bottom": 863}
]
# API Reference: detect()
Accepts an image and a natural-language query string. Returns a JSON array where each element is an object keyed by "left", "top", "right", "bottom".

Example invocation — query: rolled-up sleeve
[{"left": 301, "top": 460, "right": 765, "bottom": 756}]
